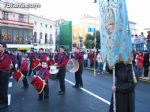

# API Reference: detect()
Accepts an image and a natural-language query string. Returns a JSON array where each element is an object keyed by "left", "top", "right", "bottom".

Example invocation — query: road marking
[
  {"left": 9, "top": 82, "right": 12, "bottom": 87},
  {"left": 65, "top": 79, "right": 110, "bottom": 105},
  {"left": 8, "top": 94, "right": 11, "bottom": 105}
]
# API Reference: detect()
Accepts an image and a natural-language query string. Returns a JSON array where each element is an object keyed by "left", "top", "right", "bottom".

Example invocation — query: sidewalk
[{"left": 84, "top": 67, "right": 150, "bottom": 83}]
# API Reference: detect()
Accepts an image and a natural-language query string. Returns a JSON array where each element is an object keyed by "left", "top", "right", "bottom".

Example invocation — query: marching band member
[
  {"left": 56, "top": 46, "right": 68, "bottom": 95},
  {"left": 72, "top": 47, "right": 84, "bottom": 88},
  {"left": 28, "top": 50, "right": 36, "bottom": 76},
  {"left": 10, "top": 51, "right": 18, "bottom": 76},
  {"left": 54, "top": 50, "right": 59, "bottom": 63},
  {"left": 0, "top": 43, "right": 11, "bottom": 109},
  {"left": 18, "top": 55, "right": 29, "bottom": 88},
  {"left": 38, "top": 48, "right": 48, "bottom": 63},
  {"left": 36, "top": 61, "right": 50, "bottom": 101}
]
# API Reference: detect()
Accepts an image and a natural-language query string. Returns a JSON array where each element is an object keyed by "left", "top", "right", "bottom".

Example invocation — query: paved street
[{"left": 1, "top": 70, "right": 150, "bottom": 112}]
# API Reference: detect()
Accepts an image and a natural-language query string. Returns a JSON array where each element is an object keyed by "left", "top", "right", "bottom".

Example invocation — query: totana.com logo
[{"left": 5, "top": 3, "right": 41, "bottom": 9}]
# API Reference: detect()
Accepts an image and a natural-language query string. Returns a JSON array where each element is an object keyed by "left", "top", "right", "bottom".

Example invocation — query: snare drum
[
  {"left": 13, "top": 71, "right": 24, "bottom": 82},
  {"left": 31, "top": 76, "right": 45, "bottom": 94}
]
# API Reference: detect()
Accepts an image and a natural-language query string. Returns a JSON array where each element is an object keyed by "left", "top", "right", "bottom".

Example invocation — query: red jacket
[
  {"left": 37, "top": 68, "right": 50, "bottom": 81},
  {"left": 136, "top": 55, "right": 144, "bottom": 68},
  {"left": 0, "top": 53, "right": 11, "bottom": 71},
  {"left": 19, "top": 59, "right": 28, "bottom": 72},
  {"left": 75, "top": 52, "right": 84, "bottom": 64},
  {"left": 57, "top": 53, "right": 68, "bottom": 68}
]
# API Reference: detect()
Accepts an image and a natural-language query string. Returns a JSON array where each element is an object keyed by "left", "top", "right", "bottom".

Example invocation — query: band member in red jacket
[
  {"left": 0, "top": 43, "right": 11, "bottom": 109},
  {"left": 57, "top": 46, "right": 68, "bottom": 95},
  {"left": 72, "top": 47, "right": 84, "bottom": 88},
  {"left": 18, "top": 56, "right": 29, "bottom": 88},
  {"left": 38, "top": 48, "right": 48, "bottom": 63},
  {"left": 36, "top": 61, "right": 50, "bottom": 101}
]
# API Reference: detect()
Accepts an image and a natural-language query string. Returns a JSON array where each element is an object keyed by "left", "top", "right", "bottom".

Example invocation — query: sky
[{"left": 20, "top": 0, "right": 150, "bottom": 34}]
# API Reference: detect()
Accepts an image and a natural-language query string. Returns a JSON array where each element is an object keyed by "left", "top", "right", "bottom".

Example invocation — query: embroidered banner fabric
[{"left": 99, "top": 0, "right": 132, "bottom": 67}]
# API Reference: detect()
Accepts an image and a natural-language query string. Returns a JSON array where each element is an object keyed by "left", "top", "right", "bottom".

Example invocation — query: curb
[{"left": 84, "top": 68, "right": 150, "bottom": 83}]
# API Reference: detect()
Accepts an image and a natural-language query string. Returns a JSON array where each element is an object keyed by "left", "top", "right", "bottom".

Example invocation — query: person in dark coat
[
  {"left": 109, "top": 61, "right": 136, "bottom": 112},
  {"left": 0, "top": 43, "right": 11, "bottom": 109},
  {"left": 143, "top": 50, "right": 149, "bottom": 77}
]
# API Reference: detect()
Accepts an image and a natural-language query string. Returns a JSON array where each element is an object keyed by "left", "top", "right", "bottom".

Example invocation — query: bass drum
[{"left": 66, "top": 59, "right": 79, "bottom": 73}]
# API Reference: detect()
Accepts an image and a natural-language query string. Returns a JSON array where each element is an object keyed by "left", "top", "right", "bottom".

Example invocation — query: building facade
[
  {"left": 72, "top": 16, "right": 99, "bottom": 48},
  {"left": 0, "top": 0, "right": 33, "bottom": 49},
  {"left": 72, "top": 15, "right": 137, "bottom": 49},
  {"left": 59, "top": 21, "right": 72, "bottom": 51},
  {"left": 129, "top": 21, "right": 137, "bottom": 35},
  {"left": 29, "top": 14, "right": 56, "bottom": 52}
]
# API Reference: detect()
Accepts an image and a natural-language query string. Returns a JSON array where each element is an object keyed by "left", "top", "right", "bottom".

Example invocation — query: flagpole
[{"left": 113, "top": 66, "right": 116, "bottom": 112}]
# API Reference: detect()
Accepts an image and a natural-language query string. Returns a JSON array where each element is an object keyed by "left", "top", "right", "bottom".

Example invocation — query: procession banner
[{"left": 99, "top": 0, "right": 132, "bottom": 67}]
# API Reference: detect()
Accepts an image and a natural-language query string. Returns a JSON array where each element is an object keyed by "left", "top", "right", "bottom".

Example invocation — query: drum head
[{"left": 49, "top": 66, "right": 59, "bottom": 74}]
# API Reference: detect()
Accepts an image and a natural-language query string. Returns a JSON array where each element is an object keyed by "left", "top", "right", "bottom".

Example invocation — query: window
[
  {"left": 40, "top": 23, "right": 42, "bottom": 27},
  {"left": 45, "top": 33, "right": 48, "bottom": 43},
  {"left": 45, "top": 24, "right": 47, "bottom": 28},
  {"left": 34, "top": 32, "right": 37, "bottom": 43},
  {"left": 50, "top": 25, "right": 52, "bottom": 28},
  {"left": 49, "top": 34, "right": 53, "bottom": 45},
  {"left": 19, "top": 15, "right": 24, "bottom": 22},
  {"left": 34, "top": 21, "right": 37, "bottom": 25},
  {"left": 40, "top": 32, "right": 42, "bottom": 39},
  {"left": 50, "top": 34, "right": 52, "bottom": 38},
  {"left": 2, "top": 11, "right": 8, "bottom": 20}
]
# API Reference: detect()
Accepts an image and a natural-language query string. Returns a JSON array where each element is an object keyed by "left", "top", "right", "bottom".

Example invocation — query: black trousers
[
  {"left": 58, "top": 68, "right": 66, "bottom": 92},
  {"left": 22, "top": 71, "right": 29, "bottom": 88},
  {"left": 144, "top": 67, "right": 149, "bottom": 77},
  {"left": 75, "top": 64, "right": 83, "bottom": 87},
  {"left": 39, "top": 81, "right": 49, "bottom": 99},
  {"left": 0, "top": 71, "right": 10, "bottom": 105}
]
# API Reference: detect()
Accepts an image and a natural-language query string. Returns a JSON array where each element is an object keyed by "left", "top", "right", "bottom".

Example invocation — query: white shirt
[
  {"left": 139, "top": 35, "right": 145, "bottom": 43},
  {"left": 84, "top": 54, "right": 88, "bottom": 60},
  {"left": 96, "top": 53, "right": 103, "bottom": 63}
]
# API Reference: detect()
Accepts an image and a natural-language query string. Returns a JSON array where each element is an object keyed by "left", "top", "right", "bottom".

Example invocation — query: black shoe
[
  {"left": 80, "top": 85, "right": 83, "bottom": 88},
  {"left": 44, "top": 96, "right": 49, "bottom": 99},
  {"left": 37, "top": 97, "right": 43, "bottom": 101},
  {"left": 0, "top": 104, "right": 8, "bottom": 109},
  {"left": 72, "top": 85, "right": 79, "bottom": 88},
  {"left": 58, "top": 91, "right": 65, "bottom": 95}
]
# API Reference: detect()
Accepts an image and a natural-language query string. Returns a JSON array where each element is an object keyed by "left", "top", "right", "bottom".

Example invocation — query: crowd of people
[
  {"left": 0, "top": 31, "right": 149, "bottom": 111},
  {"left": 0, "top": 44, "right": 84, "bottom": 109},
  {"left": 131, "top": 32, "right": 150, "bottom": 80}
]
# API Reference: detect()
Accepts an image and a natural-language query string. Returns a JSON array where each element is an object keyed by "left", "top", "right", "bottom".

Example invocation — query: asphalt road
[{"left": 1, "top": 69, "right": 150, "bottom": 112}]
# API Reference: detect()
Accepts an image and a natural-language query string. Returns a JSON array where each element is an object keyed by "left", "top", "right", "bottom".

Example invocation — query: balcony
[{"left": 0, "top": 19, "right": 33, "bottom": 29}]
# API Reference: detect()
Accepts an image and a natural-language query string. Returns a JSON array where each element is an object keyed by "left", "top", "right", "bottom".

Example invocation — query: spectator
[
  {"left": 83, "top": 52, "right": 88, "bottom": 67},
  {"left": 134, "top": 34, "right": 140, "bottom": 52},
  {"left": 131, "top": 34, "right": 135, "bottom": 51},
  {"left": 146, "top": 31, "right": 150, "bottom": 53},
  {"left": 143, "top": 50, "right": 149, "bottom": 78},
  {"left": 96, "top": 51, "right": 103, "bottom": 75},
  {"left": 135, "top": 51, "right": 144, "bottom": 79},
  {"left": 139, "top": 32, "right": 145, "bottom": 52}
]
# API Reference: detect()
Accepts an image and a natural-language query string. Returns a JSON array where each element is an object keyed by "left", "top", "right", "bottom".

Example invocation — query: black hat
[{"left": 0, "top": 42, "right": 7, "bottom": 48}]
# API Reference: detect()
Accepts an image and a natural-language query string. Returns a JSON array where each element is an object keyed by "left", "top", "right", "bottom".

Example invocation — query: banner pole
[{"left": 113, "top": 66, "right": 116, "bottom": 112}]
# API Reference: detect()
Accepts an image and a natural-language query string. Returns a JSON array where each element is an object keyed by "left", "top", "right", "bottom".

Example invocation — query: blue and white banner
[{"left": 99, "top": 0, "right": 132, "bottom": 67}]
